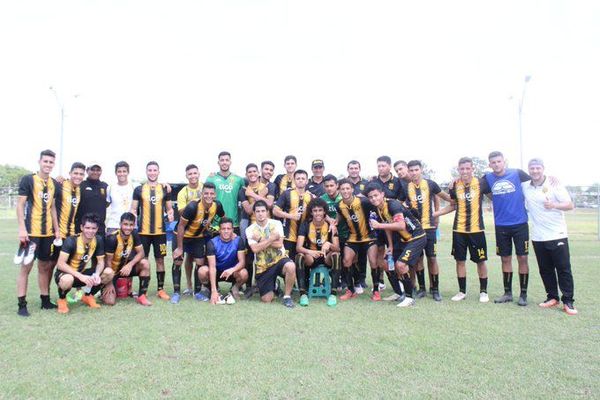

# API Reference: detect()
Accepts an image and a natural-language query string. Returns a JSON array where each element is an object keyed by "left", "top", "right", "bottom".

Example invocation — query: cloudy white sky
[{"left": 1, "top": 1, "right": 598, "bottom": 185}]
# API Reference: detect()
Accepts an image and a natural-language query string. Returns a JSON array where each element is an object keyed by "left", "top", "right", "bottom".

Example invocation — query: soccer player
[
  {"left": 372, "top": 156, "right": 406, "bottom": 201},
  {"left": 406, "top": 159, "right": 451, "bottom": 301},
  {"left": 272, "top": 170, "right": 313, "bottom": 260},
  {"left": 523, "top": 158, "right": 577, "bottom": 315},
  {"left": 16, "top": 149, "right": 60, "bottom": 316},
  {"left": 130, "top": 161, "right": 174, "bottom": 300},
  {"left": 434, "top": 157, "right": 489, "bottom": 303},
  {"left": 54, "top": 162, "right": 85, "bottom": 243},
  {"left": 198, "top": 217, "right": 248, "bottom": 304},
  {"left": 307, "top": 159, "right": 326, "bottom": 197},
  {"left": 104, "top": 212, "right": 152, "bottom": 306},
  {"left": 205, "top": 151, "right": 245, "bottom": 233},
  {"left": 296, "top": 198, "right": 341, "bottom": 307},
  {"left": 335, "top": 179, "right": 379, "bottom": 301},
  {"left": 259, "top": 160, "right": 277, "bottom": 209},
  {"left": 172, "top": 182, "right": 225, "bottom": 302},
  {"left": 172, "top": 164, "right": 203, "bottom": 300},
  {"left": 273, "top": 155, "right": 297, "bottom": 199},
  {"left": 393, "top": 160, "right": 411, "bottom": 195},
  {"left": 246, "top": 200, "right": 296, "bottom": 308},
  {"left": 76, "top": 163, "right": 109, "bottom": 236},
  {"left": 480, "top": 151, "right": 531, "bottom": 306},
  {"left": 364, "top": 182, "right": 426, "bottom": 307},
  {"left": 346, "top": 160, "right": 369, "bottom": 196},
  {"left": 106, "top": 161, "right": 134, "bottom": 235},
  {"left": 54, "top": 213, "right": 114, "bottom": 314}
]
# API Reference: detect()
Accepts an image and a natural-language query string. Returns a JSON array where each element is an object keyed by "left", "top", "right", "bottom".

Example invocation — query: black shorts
[
  {"left": 345, "top": 241, "right": 376, "bottom": 258},
  {"left": 452, "top": 231, "right": 488, "bottom": 263},
  {"left": 284, "top": 240, "right": 297, "bottom": 259},
  {"left": 256, "top": 258, "right": 292, "bottom": 296},
  {"left": 495, "top": 223, "right": 529, "bottom": 257},
  {"left": 140, "top": 234, "right": 167, "bottom": 258},
  {"left": 375, "top": 231, "right": 387, "bottom": 247},
  {"left": 183, "top": 237, "right": 207, "bottom": 260},
  {"left": 394, "top": 236, "right": 427, "bottom": 267},
  {"left": 29, "top": 236, "right": 54, "bottom": 262},
  {"left": 423, "top": 229, "right": 437, "bottom": 258},
  {"left": 54, "top": 268, "right": 96, "bottom": 287}
]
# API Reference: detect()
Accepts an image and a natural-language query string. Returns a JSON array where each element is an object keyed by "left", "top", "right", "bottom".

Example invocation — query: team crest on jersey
[
  {"left": 388, "top": 183, "right": 394, "bottom": 190},
  {"left": 101, "top": 188, "right": 105, "bottom": 196},
  {"left": 492, "top": 180, "right": 516, "bottom": 195}
]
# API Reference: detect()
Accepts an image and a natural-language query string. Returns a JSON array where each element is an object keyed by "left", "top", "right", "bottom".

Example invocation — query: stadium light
[{"left": 518, "top": 75, "right": 532, "bottom": 169}]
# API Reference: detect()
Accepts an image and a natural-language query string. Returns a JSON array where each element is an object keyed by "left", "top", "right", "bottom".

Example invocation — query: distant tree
[
  {"left": 0, "top": 165, "right": 32, "bottom": 187},
  {"left": 421, "top": 161, "right": 435, "bottom": 180},
  {"left": 450, "top": 156, "right": 490, "bottom": 179}
]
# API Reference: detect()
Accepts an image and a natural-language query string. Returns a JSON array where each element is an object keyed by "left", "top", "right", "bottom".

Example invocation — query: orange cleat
[
  {"left": 81, "top": 294, "right": 101, "bottom": 309},
  {"left": 156, "top": 289, "right": 170, "bottom": 300},
  {"left": 136, "top": 294, "right": 152, "bottom": 306},
  {"left": 339, "top": 289, "right": 358, "bottom": 301},
  {"left": 371, "top": 291, "right": 382, "bottom": 302},
  {"left": 563, "top": 302, "right": 578, "bottom": 316},
  {"left": 538, "top": 298, "right": 559, "bottom": 308},
  {"left": 57, "top": 299, "right": 69, "bottom": 314}
]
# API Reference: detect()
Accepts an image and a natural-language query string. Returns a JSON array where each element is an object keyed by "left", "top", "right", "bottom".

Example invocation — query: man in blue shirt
[
  {"left": 480, "top": 151, "right": 531, "bottom": 306},
  {"left": 197, "top": 217, "right": 248, "bottom": 304}
]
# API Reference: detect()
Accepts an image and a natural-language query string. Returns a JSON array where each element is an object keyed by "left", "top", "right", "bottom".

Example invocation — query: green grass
[{"left": 0, "top": 211, "right": 599, "bottom": 399}]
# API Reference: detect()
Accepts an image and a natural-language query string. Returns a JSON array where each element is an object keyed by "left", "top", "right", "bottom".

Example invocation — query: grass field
[{"left": 0, "top": 211, "right": 599, "bottom": 399}]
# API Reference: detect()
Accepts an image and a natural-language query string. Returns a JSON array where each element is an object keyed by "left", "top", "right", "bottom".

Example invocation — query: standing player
[
  {"left": 131, "top": 161, "right": 174, "bottom": 300},
  {"left": 54, "top": 162, "right": 85, "bottom": 243},
  {"left": 106, "top": 161, "right": 134, "bottom": 235},
  {"left": 434, "top": 157, "right": 489, "bottom": 303},
  {"left": 346, "top": 160, "right": 369, "bottom": 196},
  {"left": 76, "top": 163, "right": 109, "bottom": 236},
  {"left": 205, "top": 151, "right": 245, "bottom": 233},
  {"left": 273, "top": 155, "right": 297, "bottom": 199},
  {"left": 259, "top": 160, "right": 277, "bottom": 209},
  {"left": 406, "top": 159, "right": 451, "bottom": 301},
  {"left": 16, "top": 149, "right": 60, "bottom": 316},
  {"left": 480, "top": 151, "right": 531, "bottom": 306},
  {"left": 172, "top": 182, "right": 225, "bottom": 302},
  {"left": 307, "top": 159, "right": 326, "bottom": 197},
  {"left": 394, "top": 160, "right": 411, "bottom": 195}
]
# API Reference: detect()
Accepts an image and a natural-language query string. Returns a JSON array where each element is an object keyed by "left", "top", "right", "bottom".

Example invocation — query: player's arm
[
  {"left": 51, "top": 199, "right": 60, "bottom": 240},
  {"left": 433, "top": 203, "right": 456, "bottom": 218},
  {"left": 329, "top": 233, "right": 340, "bottom": 253},
  {"left": 207, "top": 255, "right": 219, "bottom": 303},
  {"left": 122, "top": 244, "right": 145, "bottom": 276},
  {"left": 130, "top": 199, "right": 139, "bottom": 216},
  {"left": 16, "top": 196, "right": 29, "bottom": 242},
  {"left": 436, "top": 191, "right": 452, "bottom": 203},
  {"left": 172, "top": 217, "right": 189, "bottom": 259},
  {"left": 371, "top": 213, "right": 406, "bottom": 232}
]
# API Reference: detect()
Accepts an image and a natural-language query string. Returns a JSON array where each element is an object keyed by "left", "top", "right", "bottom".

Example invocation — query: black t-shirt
[{"left": 76, "top": 179, "right": 109, "bottom": 233}]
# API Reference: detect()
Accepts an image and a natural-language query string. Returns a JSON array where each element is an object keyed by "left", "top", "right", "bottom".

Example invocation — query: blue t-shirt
[
  {"left": 481, "top": 169, "right": 530, "bottom": 227},
  {"left": 206, "top": 236, "right": 245, "bottom": 272}
]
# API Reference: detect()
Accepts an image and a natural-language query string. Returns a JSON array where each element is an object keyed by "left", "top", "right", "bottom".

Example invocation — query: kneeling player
[
  {"left": 296, "top": 198, "right": 341, "bottom": 307},
  {"left": 104, "top": 212, "right": 152, "bottom": 306},
  {"left": 54, "top": 213, "right": 114, "bottom": 313},
  {"left": 198, "top": 218, "right": 248, "bottom": 305}
]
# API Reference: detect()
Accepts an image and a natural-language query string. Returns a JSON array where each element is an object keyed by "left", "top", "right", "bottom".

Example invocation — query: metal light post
[
  {"left": 518, "top": 75, "right": 532, "bottom": 169},
  {"left": 49, "top": 86, "right": 65, "bottom": 175}
]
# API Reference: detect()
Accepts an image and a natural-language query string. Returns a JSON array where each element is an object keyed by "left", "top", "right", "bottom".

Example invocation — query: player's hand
[
  {"left": 18, "top": 229, "right": 29, "bottom": 244},
  {"left": 252, "top": 233, "right": 261, "bottom": 242},
  {"left": 370, "top": 220, "right": 382, "bottom": 230},
  {"left": 80, "top": 275, "right": 95, "bottom": 287},
  {"left": 120, "top": 264, "right": 133, "bottom": 277},
  {"left": 321, "top": 242, "right": 331, "bottom": 254},
  {"left": 220, "top": 268, "right": 234, "bottom": 280},
  {"left": 291, "top": 212, "right": 302, "bottom": 221},
  {"left": 166, "top": 209, "right": 174, "bottom": 222},
  {"left": 55, "top": 175, "right": 66, "bottom": 184},
  {"left": 543, "top": 200, "right": 556, "bottom": 210},
  {"left": 245, "top": 187, "right": 256, "bottom": 198},
  {"left": 172, "top": 247, "right": 183, "bottom": 260},
  {"left": 210, "top": 291, "right": 220, "bottom": 305},
  {"left": 269, "top": 232, "right": 281, "bottom": 242},
  {"left": 92, "top": 273, "right": 101, "bottom": 286},
  {"left": 163, "top": 183, "right": 172, "bottom": 193}
]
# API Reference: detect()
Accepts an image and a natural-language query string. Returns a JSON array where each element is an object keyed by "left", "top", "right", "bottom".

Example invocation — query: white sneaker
[
  {"left": 224, "top": 293, "right": 236, "bottom": 305},
  {"left": 479, "top": 292, "right": 489, "bottom": 303},
  {"left": 22, "top": 242, "right": 37, "bottom": 265},
  {"left": 383, "top": 293, "right": 401, "bottom": 301},
  {"left": 378, "top": 282, "right": 386, "bottom": 291},
  {"left": 397, "top": 297, "right": 415, "bottom": 307},
  {"left": 451, "top": 292, "right": 466, "bottom": 301},
  {"left": 354, "top": 286, "right": 364, "bottom": 295}
]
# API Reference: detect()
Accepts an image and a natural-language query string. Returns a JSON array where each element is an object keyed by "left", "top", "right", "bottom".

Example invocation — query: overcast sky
[{"left": 1, "top": 1, "right": 598, "bottom": 185}]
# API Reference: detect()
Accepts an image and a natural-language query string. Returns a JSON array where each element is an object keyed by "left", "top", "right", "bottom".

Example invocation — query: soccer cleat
[
  {"left": 383, "top": 293, "right": 402, "bottom": 301},
  {"left": 432, "top": 290, "right": 442, "bottom": 302},
  {"left": 327, "top": 294, "right": 337, "bottom": 307},
  {"left": 136, "top": 294, "right": 152, "bottom": 306},
  {"left": 371, "top": 291, "right": 382, "bottom": 302},
  {"left": 57, "top": 299, "right": 69, "bottom": 314},
  {"left": 156, "top": 289, "right": 171, "bottom": 301},
  {"left": 194, "top": 292, "right": 209, "bottom": 302},
  {"left": 358, "top": 279, "right": 368, "bottom": 289},
  {"left": 494, "top": 293, "right": 513, "bottom": 303},
  {"left": 182, "top": 288, "right": 193, "bottom": 296},
  {"left": 339, "top": 289, "right": 358, "bottom": 301},
  {"left": 170, "top": 292, "right": 181, "bottom": 304},
  {"left": 479, "top": 292, "right": 489, "bottom": 303},
  {"left": 397, "top": 297, "right": 415, "bottom": 307},
  {"left": 539, "top": 298, "right": 559, "bottom": 308},
  {"left": 299, "top": 294, "right": 309, "bottom": 307},
  {"left": 517, "top": 293, "right": 528, "bottom": 306},
  {"left": 563, "top": 302, "right": 578, "bottom": 316},
  {"left": 451, "top": 292, "right": 466, "bottom": 301},
  {"left": 354, "top": 285, "right": 364, "bottom": 295},
  {"left": 41, "top": 301, "right": 58, "bottom": 310},
  {"left": 22, "top": 242, "right": 37, "bottom": 265},
  {"left": 81, "top": 294, "right": 101, "bottom": 309},
  {"left": 17, "top": 305, "right": 30, "bottom": 317},
  {"left": 282, "top": 297, "right": 295, "bottom": 308},
  {"left": 13, "top": 242, "right": 27, "bottom": 265},
  {"left": 378, "top": 282, "right": 386, "bottom": 291},
  {"left": 416, "top": 288, "right": 427, "bottom": 299},
  {"left": 224, "top": 293, "right": 236, "bottom": 305}
]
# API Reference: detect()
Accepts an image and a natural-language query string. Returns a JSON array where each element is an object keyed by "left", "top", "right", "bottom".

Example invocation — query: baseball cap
[
  {"left": 528, "top": 158, "right": 544, "bottom": 168},
  {"left": 312, "top": 159, "right": 324, "bottom": 168}
]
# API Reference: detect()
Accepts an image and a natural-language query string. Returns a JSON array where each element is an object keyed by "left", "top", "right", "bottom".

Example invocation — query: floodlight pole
[
  {"left": 49, "top": 87, "right": 65, "bottom": 175},
  {"left": 518, "top": 75, "right": 532, "bottom": 170}
]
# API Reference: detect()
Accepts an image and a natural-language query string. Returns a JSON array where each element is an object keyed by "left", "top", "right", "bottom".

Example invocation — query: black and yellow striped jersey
[
  {"left": 449, "top": 178, "right": 485, "bottom": 233},
  {"left": 335, "top": 196, "right": 375, "bottom": 243},
  {"left": 274, "top": 189, "right": 311, "bottom": 242},
  {"left": 238, "top": 182, "right": 269, "bottom": 223},
  {"left": 376, "top": 199, "right": 425, "bottom": 243},
  {"left": 60, "top": 234, "right": 104, "bottom": 273},
  {"left": 176, "top": 184, "right": 203, "bottom": 210},
  {"left": 407, "top": 179, "right": 442, "bottom": 229},
  {"left": 180, "top": 200, "right": 225, "bottom": 239},
  {"left": 18, "top": 173, "right": 58, "bottom": 237},
  {"left": 56, "top": 179, "right": 81, "bottom": 239},
  {"left": 298, "top": 221, "right": 335, "bottom": 251},
  {"left": 133, "top": 183, "right": 168, "bottom": 235},
  {"left": 104, "top": 230, "right": 142, "bottom": 272},
  {"left": 273, "top": 174, "right": 296, "bottom": 199}
]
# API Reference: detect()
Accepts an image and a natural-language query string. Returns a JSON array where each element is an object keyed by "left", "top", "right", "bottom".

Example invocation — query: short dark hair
[
  {"left": 407, "top": 160, "right": 422, "bottom": 168},
  {"left": 261, "top": 160, "right": 275, "bottom": 169},
  {"left": 253, "top": 200, "right": 268, "bottom": 211},
  {"left": 307, "top": 197, "right": 328, "bottom": 216},
  {"left": 70, "top": 162, "right": 86, "bottom": 172},
  {"left": 40, "top": 149, "right": 56, "bottom": 159},
  {"left": 219, "top": 217, "right": 234, "bottom": 227},
  {"left": 393, "top": 160, "right": 407, "bottom": 168},
  {"left": 488, "top": 151, "right": 503, "bottom": 160},
  {"left": 323, "top": 174, "right": 338, "bottom": 184},
  {"left": 246, "top": 163, "right": 259, "bottom": 172},
  {"left": 363, "top": 182, "right": 384, "bottom": 196},
  {"left": 115, "top": 161, "right": 129, "bottom": 173},
  {"left": 218, "top": 151, "right": 231, "bottom": 159},
  {"left": 338, "top": 178, "right": 353, "bottom": 188},
  {"left": 203, "top": 182, "right": 216, "bottom": 191},
  {"left": 458, "top": 157, "right": 473, "bottom": 166},
  {"left": 294, "top": 169, "right": 308, "bottom": 178},
  {"left": 81, "top": 213, "right": 100, "bottom": 227},
  {"left": 376, "top": 156, "right": 391, "bottom": 165},
  {"left": 284, "top": 155, "right": 297, "bottom": 163},
  {"left": 347, "top": 160, "right": 361, "bottom": 169},
  {"left": 185, "top": 164, "right": 198, "bottom": 172},
  {"left": 120, "top": 212, "right": 136, "bottom": 223},
  {"left": 146, "top": 161, "right": 159, "bottom": 169}
]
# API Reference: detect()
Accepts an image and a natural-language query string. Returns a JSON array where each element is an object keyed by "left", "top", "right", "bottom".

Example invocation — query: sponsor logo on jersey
[{"left": 492, "top": 180, "right": 516, "bottom": 195}]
